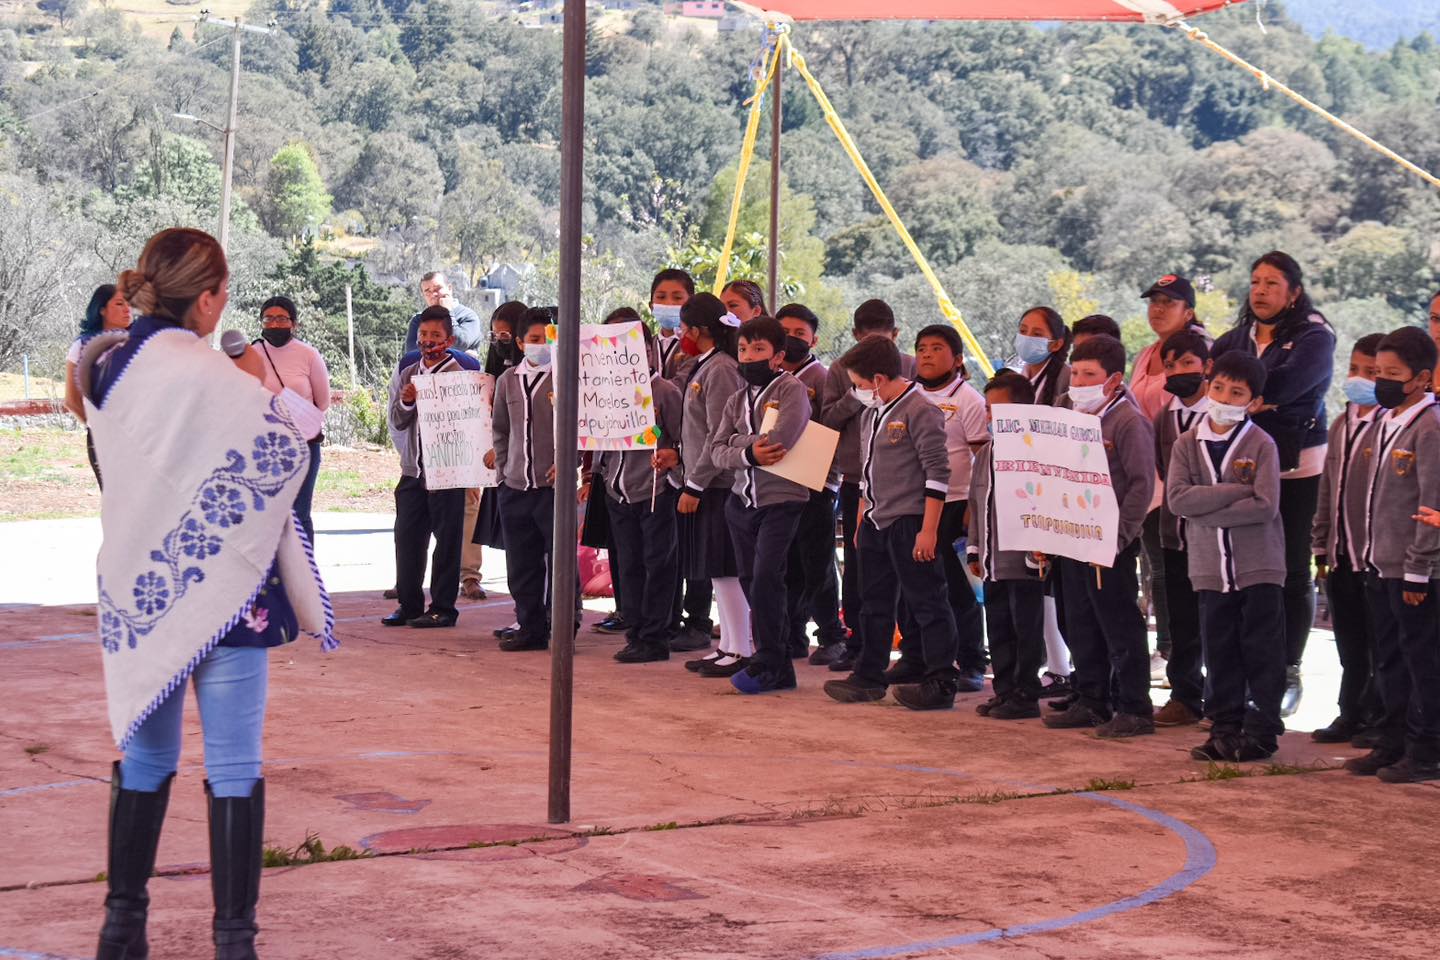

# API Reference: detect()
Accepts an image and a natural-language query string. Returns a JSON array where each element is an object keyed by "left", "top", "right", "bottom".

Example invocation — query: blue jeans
[
  {"left": 120, "top": 646, "right": 269, "bottom": 797},
  {"left": 292, "top": 440, "right": 322, "bottom": 545}
]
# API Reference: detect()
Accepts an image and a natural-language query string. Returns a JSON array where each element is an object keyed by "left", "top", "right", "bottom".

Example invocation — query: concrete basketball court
[{"left": 2, "top": 513, "right": 1437, "bottom": 959}]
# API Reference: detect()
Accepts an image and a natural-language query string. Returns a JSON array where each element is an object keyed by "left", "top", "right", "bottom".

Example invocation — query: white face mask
[
  {"left": 1209, "top": 402, "right": 1248, "bottom": 426},
  {"left": 1068, "top": 382, "right": 1108, "bottom": 414},
  {"left": 524, "top": 342, "right": 551, "bottom": 367},
  {"left": 852, "top": 387, "right": 876, "bottom": 407}
]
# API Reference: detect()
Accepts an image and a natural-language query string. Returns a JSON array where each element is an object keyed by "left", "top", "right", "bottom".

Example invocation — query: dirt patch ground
[{"left": 0, "top": 427, "right": 398, "bottom": 520}]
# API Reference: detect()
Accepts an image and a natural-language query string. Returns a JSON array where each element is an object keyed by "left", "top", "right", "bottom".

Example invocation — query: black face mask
[
  {"left": 917, "top": 371, "right": 956, "bottom": 390},
  {"left": 1374, "top": 377, "right": 1413, "bottom": 410},
  {"left": 739, "top": 359, "right": 780, "bottom": 389},
  {"left": 1164, "top": 373, "right": 1204, "bottom": 398},
  {"left": 782, "top": 335, "right": 810, "bottom": 364},
  {"left": 260, "top": 328, "right": 292, "bottom": 348}
]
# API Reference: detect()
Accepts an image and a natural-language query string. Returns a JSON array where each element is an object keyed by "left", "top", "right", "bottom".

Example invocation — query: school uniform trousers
[
  {"left": 854, "top": 514, "right": 958, "bottom": 686},
  {"left": 1327, "top": 558, "right": 1379, "bottom": 725},
  {"left": 726, "top": 498, "right": 805, "bottom": 677},
  {"left": 1199, "top": 584, "right": 1286, "bottom": 748},
  {"left": 986, "top": 577, "right": 1046, "bottom": 701},
  {"left": 1162, "top": 546, "right": 1204, "bottom": 715},
  {"left": 498, "top": 485, "right": 580, "bottom": 643},
  {"left": 898, "top": 499, "right": 985, "bottom": 674},
  {"left": 839, "top": 480, "right": 864, "bottom": 651},
  {"left": 1058, "top": 541, "right": 1152, "bottom": 718},
  {"left": 784, "top": 488, "right": 846, "bottom": 652},
  {"left": 1365, "top": 575, "right": 1440, "bottom": 762},
  {"left": 608, "top": 487, "right": 679, "bottom": 653},
  {"left": 394, "top": 473, "right": 466, "bottom": 620}
]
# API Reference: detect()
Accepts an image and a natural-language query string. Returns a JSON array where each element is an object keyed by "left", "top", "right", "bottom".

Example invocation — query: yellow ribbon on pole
[{"left": 712, "top": 31, "right": 783, "bottom": 294}]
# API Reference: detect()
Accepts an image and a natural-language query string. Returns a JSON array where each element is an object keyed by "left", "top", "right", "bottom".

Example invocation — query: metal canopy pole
[
  {"left": 548, "top": 0, "right": 585, "bottom": 826},
  {"left": 767, "top": 46, "right": 783, "bottom": 310}
]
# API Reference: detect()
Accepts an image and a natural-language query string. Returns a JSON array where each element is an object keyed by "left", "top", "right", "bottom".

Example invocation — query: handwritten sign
[
  {"left": 988, "top": 402, "right": 1119, "bottom": 567},
  {"left": 558, "top": 321, "right": 659, "bottom": 451},
  {"left": 414, "top": 369, "right": 497, "bottom": 490}
]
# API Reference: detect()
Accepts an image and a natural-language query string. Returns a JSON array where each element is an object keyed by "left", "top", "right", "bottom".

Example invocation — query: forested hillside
[{"left": 1, "top": 0, "right": 1437, "bottom": 389}]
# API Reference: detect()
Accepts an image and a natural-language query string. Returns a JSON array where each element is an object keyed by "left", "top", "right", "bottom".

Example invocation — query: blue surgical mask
[
  {"left": 1015, "top": 333, "right": 1054, "bottom": 366},
  {"left": 524, "top": 342, "right": 551, "bottom": 367},
  {"left": 1343, "top": 376, "right": 1377, "bottom": 407},
  {"left": 653, "top": 304, "right": 682, "bottom": 332}
]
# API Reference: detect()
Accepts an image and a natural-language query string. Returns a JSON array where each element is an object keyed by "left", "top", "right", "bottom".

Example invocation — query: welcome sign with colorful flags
[{"left": 552, "top": 321, "right": 660, "bottom": 451}]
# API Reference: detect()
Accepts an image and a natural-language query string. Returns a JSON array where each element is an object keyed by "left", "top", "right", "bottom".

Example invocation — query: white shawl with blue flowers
[{"left": 82, "top": 328, "right": 336, "bottom": 749}]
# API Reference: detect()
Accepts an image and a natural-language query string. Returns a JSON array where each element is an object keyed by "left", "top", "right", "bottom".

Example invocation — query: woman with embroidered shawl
[{"left": 79, "top": 228, "right": 335, "bottom": 960}]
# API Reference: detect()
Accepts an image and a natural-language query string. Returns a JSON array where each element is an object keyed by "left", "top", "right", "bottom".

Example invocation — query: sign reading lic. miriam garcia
[{"left": 988, "top": 402, "right": 1120, "bottom": 568}]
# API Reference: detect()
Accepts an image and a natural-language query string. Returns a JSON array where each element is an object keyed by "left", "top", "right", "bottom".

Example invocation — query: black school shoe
[
  {"left": 1226, "top": 733, "right": 1277, "bottom": 762},
  {"left": 881, "top": 659, "right": 926, "bottom": 686},
  {"left": 408, "top": 612, "right": 457, "bottom": 628},
  {"left": 1047, "top": 691, "right": 1080, "bottom": 711},
  {"left": 669, "top": 625, "right": 712, "bottom": 653},
  {"left": 698, "top": 655, "right": 750, "bottom": 678},
  {"left": 1094, "top": 713, "right": 1156, "bottom": 739},
  {"left": 1350, "top": 728, "right": 1386, "bottom": 750},
  {"left": 1039, "top": 672, "right": 1073, "bottom": 699},
  {"left": 1042, "top": 700, "right": 1106, "bottom": 729},
  {"left": 989, "top": 697, "right": 1041, "bottom": 720},
  {"left": 1344, "top": 749, "right": 1403, "bottom": 776},
  {"left": 893, "top": 677, "right": 958, "bottom": 711},
  {"left": 823, "top": 676, "right": 887, "bottom": 703},
  {"left": 1376, "top": 755, "right": 1440, "bottom": 783},
  {"left": 614, "top": 643, "right": 669, "bottom": 664},
  {"left": 1311, "top": 716, "right": 1360, "bottom": 744},
  {"left": 809, "top": 642, "right": 848, "bottom": 666},
  {"left": 593, "top": 614, "right": 628, "bottom": 635},
  {"left": 1190, "top": 736, "right": 1237, "bottom": 762},
  {"left": 827, "top": 650, "right": 858, "bottom": 672},
  {"left": 685, "top": 650, "right": 724, "bottom": 673},
  {"left": 381, "top": 608, "right": 420, "bottom": 627},
  {"left": 975, "top": 695, "right": 1004, "bottom": 716},
  {"left": 498, "top": 634, "right": 548, "bottom": 652}
]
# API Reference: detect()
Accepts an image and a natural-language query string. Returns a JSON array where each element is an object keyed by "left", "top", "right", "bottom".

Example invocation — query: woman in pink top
[{"left": 253, "top": 296, "right": 331, "bottom": 544}]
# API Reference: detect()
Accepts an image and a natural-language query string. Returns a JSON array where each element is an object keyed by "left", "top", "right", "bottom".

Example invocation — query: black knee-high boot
[
  {"left": 97, "top": 762, "right": 174, "bottom": 960},
  {"left": 206, "top": 779, "right": 265, "bottom": 960}
]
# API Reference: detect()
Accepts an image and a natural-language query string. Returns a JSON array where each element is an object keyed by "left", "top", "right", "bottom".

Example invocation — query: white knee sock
[
  {"left": 712, "top": 577, "right": 753, "bottom": 658},
  {"left": 1043, "top": 595, "right": 1071, "bottom": 677}
]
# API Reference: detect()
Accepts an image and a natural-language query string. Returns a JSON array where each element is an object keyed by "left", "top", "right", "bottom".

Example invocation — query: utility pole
[{"left": 345, "top": 283, "right": 357, "bottom": 387}]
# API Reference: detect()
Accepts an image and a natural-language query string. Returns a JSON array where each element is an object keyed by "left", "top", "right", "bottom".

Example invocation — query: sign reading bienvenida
[{"left": 988, "top": 402, "right": 1119, "bottom": 568}]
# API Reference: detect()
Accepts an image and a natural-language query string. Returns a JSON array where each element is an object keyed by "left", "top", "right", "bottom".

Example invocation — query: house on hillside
[
  {"left": 664, "top": 1, "right": 725, "bottom": 19},
  {"left": 484, "top": 263, "right": 536, "bottom": 298}
]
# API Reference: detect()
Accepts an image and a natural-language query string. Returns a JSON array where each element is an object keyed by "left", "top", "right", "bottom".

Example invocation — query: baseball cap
[{"left": 1141, "top": 274, "right": 1196, "bottom": 308}]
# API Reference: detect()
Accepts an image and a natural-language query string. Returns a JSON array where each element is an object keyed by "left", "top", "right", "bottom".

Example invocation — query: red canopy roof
[{"left": 736, "top": 0, "right": 1241, "bottom": 22}]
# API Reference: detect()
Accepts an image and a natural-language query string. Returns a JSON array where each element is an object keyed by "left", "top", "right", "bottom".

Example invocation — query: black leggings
[{"left": 1279, "top": 474, "right": 1322, "bottom": 667}]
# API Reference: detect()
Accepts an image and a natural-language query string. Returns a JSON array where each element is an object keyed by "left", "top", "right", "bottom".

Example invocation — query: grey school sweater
[
  {"left": 859, "top": 383, "right": 950, "bottom": 530},
  {"left": 1095, "top": 388, "right": 1156, "bottom": 553},
  {"left": 680, "top": 350, "right": 743, "bottom": 494},
  {"left": 1167, "top": 418, "right": 1284, "bottom": 593},
  {"left": 710, "top": 372, "right": 812, "bottom": 508},
  {"left": 789, "top": 355, "right": 828, "bottom": 422},
  {"left": 821, "top": 350, "right": 918, "bottom": 481},
  {"left": 492, "top": 363, "right": 556, "bottom": 491},
  {"left": 967, "top": 438, "right": 1035, "bottom": 582},
  {"left": 593, "top": 376, "right": 683, "bottom": 504},
  {"left": 1357, "top": 398, "right": 1440, "bottom": 582},
  {"left": 388, "top": 353, "right": 467, "bottom": 480},
  {"left": 1311, "top": 404, "right": 1376, "bottom": 568},
  {"left": 1154, "top": 396, "right": 1210, "bottom": 551}
]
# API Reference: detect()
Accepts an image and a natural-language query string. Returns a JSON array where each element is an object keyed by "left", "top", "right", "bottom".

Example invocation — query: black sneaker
[
  {"left": 593, "top": 614, "right": 628, "bottom": 635},
  {"left": 809, "top": 642, "right": 847, "bottom": 666},
  {"left": 827, "top": 650, "right": 858, "bottom": 673},
  {"left": 1228, "top": 733, "right": 1276, "bottom": 762},
  {"left": 954, "top": 669, "right": 986, "bottom": 694},
  {"left": 892, "top": 677, "right": 957, "bottom": 711},
  {"left": 685, "top": 650, "right": 724, "bottom": 673},
  {"left": 1038, "top": 672, "right": 1072, "bottom": 699},
  {"left": 493, "top": 622, "right": 520, "bottom": 639},
  {"left": 881, "top": 659, "right": 926, "bottom": 686},
  {"left": 1042, "top": 700, "right": 1105, "bottom": 729},
  {"left": 732, "top": 665, "right": 797, "bottom": 695},
  {"left": 698, "top": 655, "right": 750, "bottom": 678},
  {"left": 614, "top": 643, "right": 668, "bottom": 663},
  {"left": 989, "top": 698, "right": 1041, "bottom": 720},
  {"left": 1343, "top": 749, "right": 1402, "bottom": 776},
  {"left": 407, "top": 611, "right": 457, "bottom": 628},
  {"left": 1094, "top": 712, "right": 1156, "bottom": 739},
  {"left": 669, "top": 626, "right": 712, "bottom": 653},
  {"left": 1311, "top": 716, "right": 1360, "bottom": 744},
  {"left": 1189, "top": 736, "right": 1235, "bottom": 762},
  {"left": 823, "top": 676, "right": 887, "bottom": 703},
  {"left": 498, "top": 634, "right": 548, "bottom": 652},
  {"left": 381, "top": 608, "right": 419, "bottom": 627},
  {"left": 975, "top": 695, "right": 1004, "bottom": 717},
  {"left": 1376, "top": 755, "right": 1440, "bottom": 784}
]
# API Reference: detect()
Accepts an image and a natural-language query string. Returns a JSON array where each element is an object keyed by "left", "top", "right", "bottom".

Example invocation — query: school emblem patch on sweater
[
  {"left": 886, "top": 421, "right": 908, "bottom": 444},
  {"left": 1232, "top": 458, "right": 1257, "bottom": 484},
  {"left": 1394, "top": 449, "right": 1416, "bottom": 478}
]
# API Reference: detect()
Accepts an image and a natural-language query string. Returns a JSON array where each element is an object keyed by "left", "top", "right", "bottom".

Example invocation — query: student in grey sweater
[
  {"left": 967, "top": 371, "right": 1047, "bottom": 719},
  {"left": 1168, "top": 352, "right": 1286, "bottom": 762},
  {"left": 1310, "top": 333, "right": 1384, "bottom": 744},
  {"left": 1042, "top": 335, "right": 1157, "bottom": 739},
  {"left": 1347, "top": 328, "right": 1440, "bottom": 783},
  {"left": 823, "top": 336, "right": 958, "bottom": 711},
  {"left": 709, "top": 316, "right": 813, "bottom": 694},
  {"left": 588, "top": 321, "right": 684, "bottom": 665},
  {"left": 820, "top": 299, "right": 918, "bottom": 669},
  {"left": 776, "top": 302, "right": 848, "bottom": 663},
  {"left": 487, "top": 307, "right": 563, "bottom": 652}
]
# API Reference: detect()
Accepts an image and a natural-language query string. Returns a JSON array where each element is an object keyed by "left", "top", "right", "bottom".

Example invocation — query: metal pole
[
  {"left": 218, "top": 19, "right": 240, "bottom": 255},
  {"left": 767, "top": 44, "right": 782, "bottom": 310},
  {"left": 22, "top": 354, "right": 30, "bottom": 400},
  {"left": 345, "top": 283, "right": 357, "bottom": 387},
  {"left": 548, "top": 0, "right": 585, "bottom": 826}
]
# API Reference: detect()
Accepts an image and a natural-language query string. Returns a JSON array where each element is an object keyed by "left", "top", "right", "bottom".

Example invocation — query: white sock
[
  {"left": 1043, "top": 596, "right": 1071, "bottom": 677},
  {"left": 712, "top": 577, "right": 753, "bottom": 658}
]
